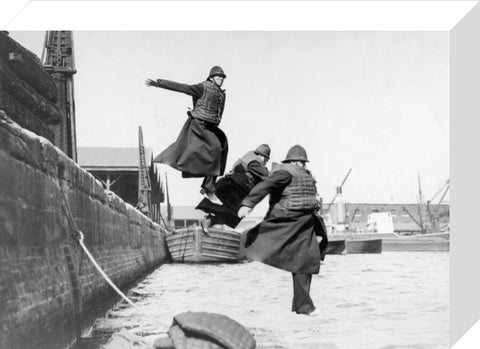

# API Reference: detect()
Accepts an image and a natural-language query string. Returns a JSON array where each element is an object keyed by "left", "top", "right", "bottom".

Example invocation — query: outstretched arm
[
  {"left": 238, "top": 170, "right": 291, "bottom": 218},
  {"left": 145, "top": 79, "right": 159, "bottom": 87},
  {"left": 247, "top": 161, "right": 269, "bottom": 181},
  {"left": 145, "top": 78, "right": 204, "bottom": 98}
]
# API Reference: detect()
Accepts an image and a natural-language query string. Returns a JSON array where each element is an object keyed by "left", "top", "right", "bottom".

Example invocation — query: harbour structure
[
  {"left": 77, "top": 146, "right": 153, "bottom": 204},
  {"left": 0, "top": 31, "right": 169, "bottom": 349},
  {"left": 171, "top": 202, "right": 449, "bottom": 235},
  {"left": 42, "top": 31, "right": 78, "bottom": 161},
  {"left": 322, "top": 169, "right": 449, "bottom": 235},
  {"left": 77, "top": 145, "right": 165, "bottom": 223},
  {"left": 331, "top": 202, "right": 449, "bottom": 234},
  {"left": 323, "top": 168, "right": 352, "bottom": 232},
  {"left": 137, "top": 126, "right": 152, "bottom": 216},
  {"left": 168, "top": 205, "right": 206, "bottom": 229},
  {"left": 0, "top": 31, "right": 61, "bottom": 144}
]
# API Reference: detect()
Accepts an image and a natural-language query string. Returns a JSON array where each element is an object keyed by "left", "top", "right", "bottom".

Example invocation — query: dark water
[{"left": 88, "top": 252, "right": 449, "bottom": 349}]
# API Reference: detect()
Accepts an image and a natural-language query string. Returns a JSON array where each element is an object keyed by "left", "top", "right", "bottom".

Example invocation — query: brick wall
[{"left": 0, "top": 112, "right": 169, "bottom": 349}]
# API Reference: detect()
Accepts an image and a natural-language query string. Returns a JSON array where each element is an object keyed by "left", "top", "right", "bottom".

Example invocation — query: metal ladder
[{"left": 138, "top": 126, "right": 152, "bottom": 215}]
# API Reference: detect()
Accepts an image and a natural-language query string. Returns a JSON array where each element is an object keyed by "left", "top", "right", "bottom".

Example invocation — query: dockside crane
[
  {"left": 429, "top": 179, "right": 450, "bottom": 205},
  {"left": 427, "top": 179, "right": 450, "bottom": 232},
  {"left": 403, "top": 177, "right": 450, "bottom": 234},
  {"left": 416, "top": 173, "right": 431, "bottom": 233},
  {"left": 326, "top": 168, "right": 352, "bottom": 212},
  {"left": 326, "top": 168, "right": 352, "bottom": 231},
  {"left": 42, "top": 31, "right": 77, "bottom": 161}
]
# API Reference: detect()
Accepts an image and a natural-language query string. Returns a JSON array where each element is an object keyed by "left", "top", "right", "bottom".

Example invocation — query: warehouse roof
[{"left": 78, "top": 147, "right": 153, "bottom": 170}]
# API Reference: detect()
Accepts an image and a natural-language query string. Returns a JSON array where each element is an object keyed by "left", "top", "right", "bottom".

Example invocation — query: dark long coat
[
  {"left": 245, "top": 209, "right": 326, "bottom": 274},
  {"left": 154, "top": 115, "right": 228, "bottom": 177},
  {"left": 150, "top": 79, "right": 228, "bottom": 177},
  {"left": 195, "top": 174, "right": 255, "bottom": 228},
  {"left": 242, "top": 170, "right": 328, "bottom": 274},
  {"left": 196, "top": 158, "right": 268, "bottom": 228}
]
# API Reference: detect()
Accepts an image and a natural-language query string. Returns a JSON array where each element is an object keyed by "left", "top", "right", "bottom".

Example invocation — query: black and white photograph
[{"left": 1, "top": 2, "right": 479, "bottom": 349}]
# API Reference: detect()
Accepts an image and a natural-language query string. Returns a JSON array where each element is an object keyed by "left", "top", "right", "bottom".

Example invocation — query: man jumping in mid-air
[{"left": 146, "top": 66, "right": 228, "bottom": 199}]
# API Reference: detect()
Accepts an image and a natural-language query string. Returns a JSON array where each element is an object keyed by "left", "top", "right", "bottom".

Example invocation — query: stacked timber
[{"left": 0, "top": 32, "right": 61, "bottom": 142}]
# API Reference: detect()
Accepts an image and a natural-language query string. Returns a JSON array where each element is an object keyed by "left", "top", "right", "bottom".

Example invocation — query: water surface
[{"left": 91, "top": 252, "right": 449, "bottom": 349}]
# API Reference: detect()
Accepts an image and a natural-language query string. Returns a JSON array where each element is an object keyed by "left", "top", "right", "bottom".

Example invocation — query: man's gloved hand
[
  {"left": 238, "top": 206, "right": 252, "bottom": 219},
  {"left": 145, "top": 79, "right": 159, "bottom": 87}
]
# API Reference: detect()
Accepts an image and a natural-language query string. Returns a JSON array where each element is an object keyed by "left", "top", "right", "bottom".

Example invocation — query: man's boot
[{"left": 200, "top": 216, "right": 212, "bottom": 235}]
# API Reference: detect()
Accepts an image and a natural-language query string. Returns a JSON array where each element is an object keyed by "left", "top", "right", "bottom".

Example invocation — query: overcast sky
[{"left": 9, "top": 31, "right": 449, "bottom": 211}]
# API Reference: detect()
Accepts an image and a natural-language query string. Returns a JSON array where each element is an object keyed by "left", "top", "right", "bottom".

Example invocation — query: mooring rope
[
  {"left": 56, "top": 170, "right": 159, "bottom": 321},
  {"left": 76, "top": 231, "right": 136, "bottom": 308},
  {"left": 59, "top": 190, "right": 152, "bottom": 314},
  {"left": 1, "top": 113, "right": 162, "bottom": 328},
  {"left": 75, "top": 231, "right": 163, "bottom": 324}
]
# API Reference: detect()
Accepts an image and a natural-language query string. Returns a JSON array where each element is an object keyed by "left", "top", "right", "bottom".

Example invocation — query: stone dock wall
[{"left": 0, "top": 113, "right": 169, "bottom": 349}]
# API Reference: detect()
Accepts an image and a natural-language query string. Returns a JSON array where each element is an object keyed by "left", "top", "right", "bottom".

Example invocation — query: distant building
[
  {"left": 169, "top": 205, "right": 265, "bottom": 231},
  {"left": 170, "top": 203, "right": 449, "bottom": 233},
  {"left": 78, "top": 147, "right": 164, "bottom": 214},
  {"left": 169, "top": 206, "right": 205, "bottom": 229},
  {"left": 326, "top": 202, "right": 449, "bottom": 233}
]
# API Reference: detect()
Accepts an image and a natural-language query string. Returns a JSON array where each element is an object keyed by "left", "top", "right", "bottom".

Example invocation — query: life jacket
[
  {"left": 271, "top": 163, "right": 318, "bottom": 211},
  {"left": 231, "top": 151, "right": 259, "bottom": 172},
  {"left": 190, "top": 80, "right": 225, "bottom": 125},
  {"left": 230, "top": 151, "right": 262, "bottom": 189}
]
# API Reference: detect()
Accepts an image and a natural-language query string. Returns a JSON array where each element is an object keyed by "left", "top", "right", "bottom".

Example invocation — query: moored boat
[
  {"left": 346, "top": 239, "right": 382, "bottom": 254},
  {"left": 166, "top": 226, "right": 241, "bottom": 263},
  {"left": 382, "top": 238, "right": 449, "bottom": 252},
  {"left": 381, "top": 232, "right": 449, "bottom": 251},
  {"left": 318, "top": 235, "right": 382, "bottom": 254},
  {"left": 399, "top": 232, "right": 450, "bottom": 240},
  {"left": 324, "top": 234, "right": 383, "bottom": 254},
  {"left": 325, "top": 239, "right": 346, "bottom": 255}
]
